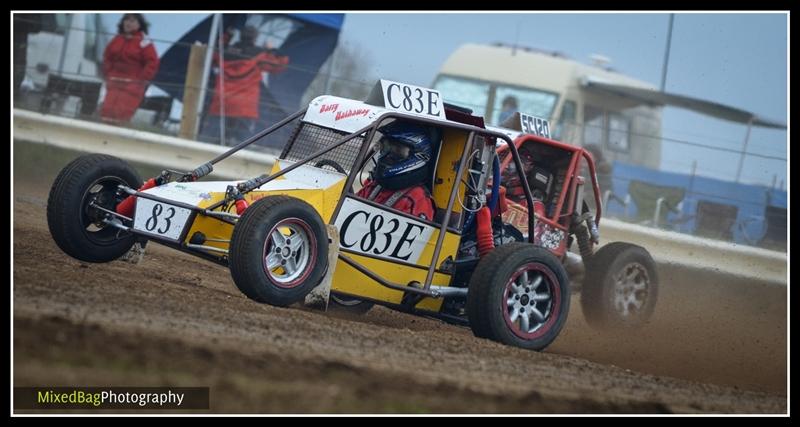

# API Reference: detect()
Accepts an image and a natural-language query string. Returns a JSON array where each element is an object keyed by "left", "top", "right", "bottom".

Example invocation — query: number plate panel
[
  {"left": 133, "top": 198, "right": 193, "bottom": 242},
  {"left": 333, "top": 197, "right": 435, "bottom": 265}
]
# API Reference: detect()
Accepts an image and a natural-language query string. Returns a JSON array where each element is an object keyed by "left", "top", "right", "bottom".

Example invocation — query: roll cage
[{"left": 115, "top": 104, "right": 542, "bottom": 301}]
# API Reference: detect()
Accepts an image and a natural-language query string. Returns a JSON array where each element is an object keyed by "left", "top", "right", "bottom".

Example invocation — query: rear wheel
[
  {"left": 466, "top": 243, "right": 570, "bottom": 350},
  {"left": 229, "top": 196, "right": 329, "bottom": 306},
  {"left": 47, "top": 154, "right": 142, "bottom": 262},
  {"left": 581, "top": 242, "right": 659, "bottom": 329}
]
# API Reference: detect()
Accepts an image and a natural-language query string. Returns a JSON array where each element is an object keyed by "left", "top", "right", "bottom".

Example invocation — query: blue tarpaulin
[
  {"left": 606, "top": 161, "right": 787, "bottom": 246},
  {"left": 286, "top": 14, "right": 344, "bottom": 30}
]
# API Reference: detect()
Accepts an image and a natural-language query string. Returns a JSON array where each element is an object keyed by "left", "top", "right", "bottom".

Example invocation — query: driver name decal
[
  {"left": 335, "top": 108, "right": 370, "bottom": 121},
  {"left": 315, "top": 102, "right": 372, "bottom": 122},
  {"left": 335, "top": 197, "right": 434, "bottom": 264},
  {"left": 319, "top": 103, "right": 338, "bottom": 113}
]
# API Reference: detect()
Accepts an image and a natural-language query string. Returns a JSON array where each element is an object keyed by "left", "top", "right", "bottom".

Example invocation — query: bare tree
[{"left": 302, "top": 40, "right": 376, "bottom": 104}]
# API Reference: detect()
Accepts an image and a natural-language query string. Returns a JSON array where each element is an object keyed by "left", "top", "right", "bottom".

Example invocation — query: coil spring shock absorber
[
  {"left": 572, "top": 213, "right": 597, "bottom": 261},
  {"left": 476, "top": 206, "right": 494, "bottom": 257}
]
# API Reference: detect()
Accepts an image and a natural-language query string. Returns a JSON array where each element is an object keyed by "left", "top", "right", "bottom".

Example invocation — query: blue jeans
[{"left": 200, "top": 115, "right": 256, "bottom": 145}]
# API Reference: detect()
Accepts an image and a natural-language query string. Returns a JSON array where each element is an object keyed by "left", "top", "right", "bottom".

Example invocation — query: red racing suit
[
  {"left": 357, "top": 180, "right": 435, "bottom": 221},
  {"left": 207, "top": 44, "right": 289, "bottom": 119},
  {"left": 100, "top": 31, "right": 159, "bottom": 122}
]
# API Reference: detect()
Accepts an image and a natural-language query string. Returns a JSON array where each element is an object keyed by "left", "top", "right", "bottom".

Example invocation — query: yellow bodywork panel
[
  {"left": 266, "top": 160, "right": 347, "bottom": 223},
  {"left": 180, "top": 160, "right": 345, "bottom": 252},
  {"left": 331, "top": 252, "right": 454, "bottom": 311},
  {"left": 431, "top": 128, "right": 469, "bottom": 220},
  {"left": 175, "top": 140, "right": 467, "bottom": 314}
]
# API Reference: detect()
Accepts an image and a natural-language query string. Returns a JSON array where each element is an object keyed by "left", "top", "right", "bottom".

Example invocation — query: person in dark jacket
[
  {"left": 497, "top": 95, "right": 518, "bottom": 125},
  {"left": 100, "top": 13, "right": 160, "bottom": 123}
]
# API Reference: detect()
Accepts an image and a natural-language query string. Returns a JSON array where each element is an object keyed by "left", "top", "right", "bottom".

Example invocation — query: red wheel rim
[
  {"left": 502, "top": 263, "right": 561, "bottom": 340},
  {"left": 262, "top": 218, "right": 317, "bottom": 289}
]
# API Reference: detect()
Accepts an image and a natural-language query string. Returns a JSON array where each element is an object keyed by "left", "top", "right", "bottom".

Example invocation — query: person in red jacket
[
  {"left": 100, "top": 14, "right": 159, "bottom": 123},
  {"left": 357, "top": 122, "right": 437, "bottom": 221},
  {"left": 205, "top": 25, "right": 290, "bottom": 144}
]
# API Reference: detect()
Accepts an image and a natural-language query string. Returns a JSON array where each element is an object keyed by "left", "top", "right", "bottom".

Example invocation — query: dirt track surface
[{"left": 13, "top": 143, "right": 787, "bottom": 413}]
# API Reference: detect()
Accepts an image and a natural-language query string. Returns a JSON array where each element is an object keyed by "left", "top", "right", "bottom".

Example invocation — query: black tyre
[
  {"left": 229, "top": 195, "right": 329, "bottom": 306},
  {"left": 581, "top": 242, "right": 659, "bottom": 329},
  {"left": 314, "top": 159, "right": 347, "bottom": 174},
  {"left": 466, "top": 243, "right": 570, "bottom": 351},
  {"left": 47, "top": 154, "right": 142, "bottom": 263},
  {"left": 329, "top": 292, "right": 374, "bottom": 314}
]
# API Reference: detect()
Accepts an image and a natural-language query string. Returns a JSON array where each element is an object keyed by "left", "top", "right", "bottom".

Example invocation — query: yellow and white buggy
[{"left": 48, "top": 80, "right": 655, "bottom": 351}]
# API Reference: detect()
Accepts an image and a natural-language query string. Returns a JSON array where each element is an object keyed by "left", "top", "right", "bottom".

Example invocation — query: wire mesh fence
[{"left": 12, "top": 13, "right": 786, "bottom": 250}]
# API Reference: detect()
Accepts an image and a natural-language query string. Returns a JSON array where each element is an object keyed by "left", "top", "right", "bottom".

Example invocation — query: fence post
[
  {"left": 735, "top": 118, "right": 754, "bottom": 183},
  {"left": 179, "top": 42, "right": 207, "bottom": 140}
]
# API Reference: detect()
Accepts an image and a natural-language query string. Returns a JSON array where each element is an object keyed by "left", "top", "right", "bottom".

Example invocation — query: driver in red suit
[{"left": 357, "top": 122, "right": 436, "bottom": 221}]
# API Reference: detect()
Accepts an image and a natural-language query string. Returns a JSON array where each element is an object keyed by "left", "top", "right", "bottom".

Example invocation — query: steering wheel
[
  {"left": 353, "top": 148, "right": 378, "bottom": 188},
  {"left": 314, "top": 159, "right": 346, "bottom": 174}
]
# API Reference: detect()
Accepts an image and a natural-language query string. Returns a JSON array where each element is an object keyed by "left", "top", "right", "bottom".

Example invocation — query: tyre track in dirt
[{"left": 12, "top": 143, "right": 787, "bottom": 413}]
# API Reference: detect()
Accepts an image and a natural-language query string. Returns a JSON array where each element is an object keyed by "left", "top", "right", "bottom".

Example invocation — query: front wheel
[
  {"left": 581, "top": 242, "right": 659, "bottom": 329},
  {"left": 466, "top": 243, "right": 570, "bottom": 351},
  {"left": 329, "top": 293, "right": 374, "bottom": 314},
  {"left": 47, "top": 154, "right": 142, "bottom": 262},
  {"left": 229, "top": 195, "right": 329, "bottom": 306}
]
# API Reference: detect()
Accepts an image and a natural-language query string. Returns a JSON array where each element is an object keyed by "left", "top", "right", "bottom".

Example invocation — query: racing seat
[
  {"left": 694, "top": 200, "right": 738, "bottom": 242},
  {"left": 138, "top": 96, "right": 173, "bottom": 126},
  {"left": 759, "top": 205, "right": 787, "bottom": 251},
  {"left": 40, "top": 74, "right": 102, "bottom": 117},
  {"left": 627, "top": 180, "right": 687, "bottom": 229}
]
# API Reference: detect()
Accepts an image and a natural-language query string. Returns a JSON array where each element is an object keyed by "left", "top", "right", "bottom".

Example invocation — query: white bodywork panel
[
  {"left": 141, "top": 162, "right": 345, "bottom": 207},
  {"left": 272, "top": 160, "right": 347, "bottom": 189},
  {"left": 143, "top": 181, "right": 238, "bottom": 206},
  {"left": 304, "top": 95, "right": 389, "bottom": 134}
]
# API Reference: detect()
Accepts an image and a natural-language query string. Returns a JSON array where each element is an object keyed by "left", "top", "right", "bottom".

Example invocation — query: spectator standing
[
  {"left": 497, "top": 95, "right": 518, "bottom": 125},
  {"left": 100, "top": 13, "right": 159, "bottom": 123},
  {"left": 205, "top": 25, "right": 290, "bottom": 145}
]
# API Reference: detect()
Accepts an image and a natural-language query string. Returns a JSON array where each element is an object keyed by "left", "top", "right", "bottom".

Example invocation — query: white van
[{"left": 432, "top": 43, "right": 663, "bottom": 169}]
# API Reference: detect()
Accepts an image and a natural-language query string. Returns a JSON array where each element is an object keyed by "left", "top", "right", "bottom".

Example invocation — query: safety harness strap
[{"left": 366, "top": 183, "right": 412, "bottom": 210}]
